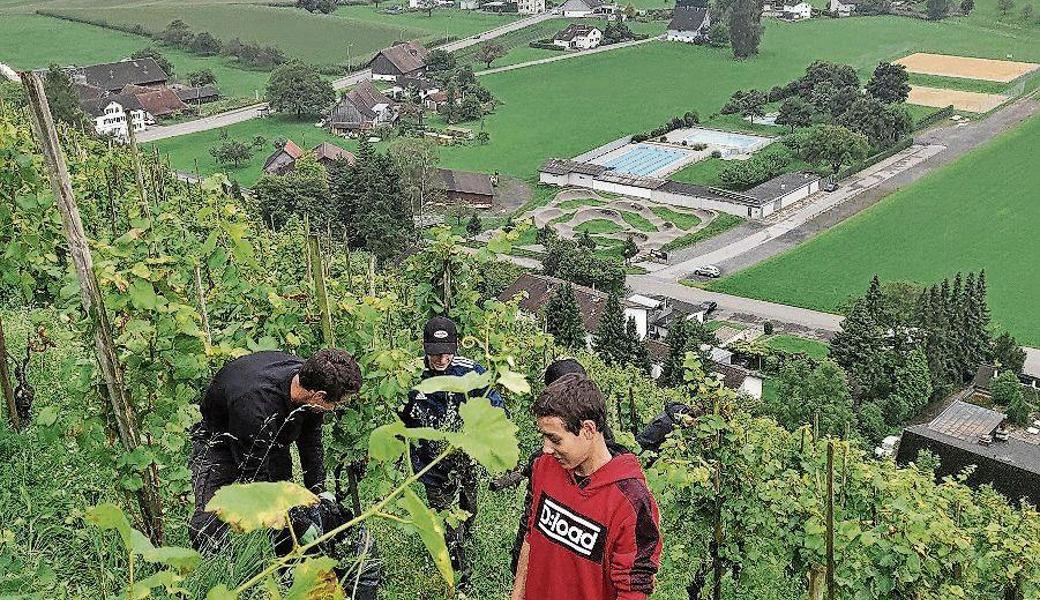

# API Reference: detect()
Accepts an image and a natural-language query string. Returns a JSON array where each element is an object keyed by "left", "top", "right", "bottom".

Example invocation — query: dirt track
[
  {"left": 896, "top": 52, "right": 1039, "bottom": 82},
  {"left": 908, "top": 86, "right": 1007, "bottom": 113}
]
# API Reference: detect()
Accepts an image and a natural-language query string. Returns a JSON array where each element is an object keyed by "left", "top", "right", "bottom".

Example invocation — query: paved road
[
  {"left": 477, "top": 36, "right": 659, "bottom": 76},
  {"left": 0, "top": 62, "right": 18, "bottom": 82},
  {"left": 439, "top": 10, "right": 559, "bottom": 53}
]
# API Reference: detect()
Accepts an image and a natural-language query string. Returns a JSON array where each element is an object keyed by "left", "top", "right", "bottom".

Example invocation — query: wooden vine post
[
  {"left": 307, "top": 234, "right": 335, "bottom": 347},
  {"left": 21, "top": 71, "right": 164, "bottom": 543},
  {"left": 0, "top": 315, "right": 21, "bottom": 430},
  {"left": 826, "top": 439, "right": 836, "bottom": 600}
]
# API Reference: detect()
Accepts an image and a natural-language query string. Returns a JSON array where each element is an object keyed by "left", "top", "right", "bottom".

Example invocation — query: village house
[
  {"left": 66, "top": 58, "right": 168, "bottom": 94},
  {"left": 498, "top": 273, "right": 627, "bottom": 348},
  {"left": 327, "top": 81, "right": 398, "bottom": 134},
  {"left": 557, "top": 0, "right": 614, "bottom": 17},
  {"left": 81, "top": 93, "right": 147, "bottom": 141},
  {"left": 829, "top": 0, "right": 858, "bottom": 16},
  {"left": 262, "top": 140, "right": 357, "bottom": 176},
  {"left": 386, "top": 76, "right": 441, "bottom": 102},
  {"left": 170, "top": 83, "right": 220, "bottom": 105},
  {"left": 517, "top": 0, "right": 547, "bottom": 14},
  {"left": 121, "top": 84, "right": 188, "bottom": 123},
  {"left": 553, "top": 24, "right": 603, "bottom": 50},
  {"left": 666, "top": 0, "right": 711, "bottom": 43},
  {"left": 780, "top": 1, "right": 813, "bottom": 19},
  {"left": 367, "top": 41, "right": 430, "bottom": 81},
  {"left": 435, "top": 168, "right": 496, "bottom": 208}
]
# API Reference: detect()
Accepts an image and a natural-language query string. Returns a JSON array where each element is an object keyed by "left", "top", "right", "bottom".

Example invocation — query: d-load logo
[{"left": 535, "top": 492, "right": 607, "bottom": 562}]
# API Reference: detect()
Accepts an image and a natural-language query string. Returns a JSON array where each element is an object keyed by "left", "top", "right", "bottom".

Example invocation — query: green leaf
[
  {"left": 36, "top": 405, "right": 58, "bottom": 427},
  {"left": 142, "top": 545, "right": 201, "bottom": 571},
  {"left": 497, "top": 368, "right": 530, "bottom": 395},
  {"left": 446, "top": 398, "right": 519, "bottom": 474},
  {"left": 263, "top": 576, "right": 282, "bottom": 600},
  {"left": 128, "top": 279, "right": 162, "bottom": 310},
  {"left": 85, "top": 503, "right": 133, "bottom": 549},
  {"left": 285, "top": 557, "right": 343, "bottom": 600},
  {"left": 398, "top": 486, "right": 454, "bottom": 589},
  {"left": 206, "top": 584, "right": 238, "bottom": 600},
  {"left": 368, "top": 421, "right": 407, "bottom": 463},
  {"left": 130, "top": 262, "right": 151, "bottom": 279},
  {"left": 485, "top": 234, "right": 512, "bottom": 255},
  {"left": 130, "top": 570, "right": 183, "bottom": 600},
  {"left": 415, "top": 370, "right": 492, "bottom": 395},
  {"left": 205, "top": 482, "right": 318, "bottom": 533}
]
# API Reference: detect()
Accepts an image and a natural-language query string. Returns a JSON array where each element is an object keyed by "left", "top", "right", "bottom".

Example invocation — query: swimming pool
[
  {"left": 598, "top": 144, "right": 693, "bottom": 177},
  {"left": 680, "top": 128, "right": 771, "bottom": 152}
]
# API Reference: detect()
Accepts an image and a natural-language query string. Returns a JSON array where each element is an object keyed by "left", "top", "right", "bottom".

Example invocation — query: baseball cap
[
  {"left": 543, "top": 357, "right": 587, "bottom": 387},
  {"left": 423, "top": 315, "right": 458, "bottom": 355}
]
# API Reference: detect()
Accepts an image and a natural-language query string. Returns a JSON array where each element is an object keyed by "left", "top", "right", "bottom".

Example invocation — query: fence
[{"left": 837, "top": 136, "right": 914, "bottom": 180}]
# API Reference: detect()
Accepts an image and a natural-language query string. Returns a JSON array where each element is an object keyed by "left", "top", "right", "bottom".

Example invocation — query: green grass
[
  {"left": 334, "top": 4, "right": 519, "bottom": 41},
  {"left": 908, "top": 72, "right": 1012, "bottom": 94},
  {"left": 573, "top": 218, "right": 624, "bottom": 234},
  {"left": 662, "top": 213, "right": 743, "bottom": 252},
  {"left": 670, "top": 157, "right": 729, "bottom": 188},
  {"left": 651, "top": 206, "right": 702, "bottom": 230},
  {"left": 435, "top": 13, "right": 1040, "bottom": 179},
  {"left": 43, "top": 4, "right": 432, "bottom": 67},
  {"left": 761, "top": 334, "right": 830, "bottom": 360},
  {"left": 710, "top": 113, "right": 1040, "bottom": 346},
  {"left": 151, "top": 114, "right": 375, "bottom": 186},
  {"left": 548, "top": 211, "right": 575, "bottom": 224},
  {"left": 557, "top": 197, "right": 606, "bottom": 210},
  {"left": 706, "top": 319, "right": 747, "bottom": 332},
  {"left": 619, "top": 210, "right": 657, "bottom": 232},
  {"left": 0, "top": 14, "right": 269, "bottom": 99}
]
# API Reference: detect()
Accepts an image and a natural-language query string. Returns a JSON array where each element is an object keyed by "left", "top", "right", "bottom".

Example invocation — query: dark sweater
[{"left": 200, "top": 351, "right": 325, "bottom": 492}]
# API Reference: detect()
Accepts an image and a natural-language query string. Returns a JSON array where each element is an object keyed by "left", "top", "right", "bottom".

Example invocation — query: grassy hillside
[{"left": 710, "top": 114, "right": 1040, "bottom": 346}]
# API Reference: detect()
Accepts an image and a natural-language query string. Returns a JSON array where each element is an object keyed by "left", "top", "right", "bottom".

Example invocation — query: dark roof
[
  {"left": 70, "top": 58, "right": 168, "bottom": 93},
  {"left": 372, "top": 41, "right": 430, "bottom": 75},
  {"left": 73, "top": 82, "right": 106, "bottom": 103},
  {"left": 397, "top": 76, "right": 438, "bottom": 91},
  {"left": 743, "top": 172, "right": 820, "bottom": 203},
  {"left": 647, "top": 339, "right": 670, "bottom": 363},
  {"left": 658, "top": 180, "right": 763, "bottom": 206},
  {"left": 971, "top": 364, "right": 998, "bottom": 391},
  {"left": 650, "top": 297, "right": 705, "bottom": 329},
  {"left": 668, "top": 5, "right": 710, "bottom": 32},
  {"left": 554, "top": 23, "right": 600, "bottom": 41},
  {"left": 561, "top": 0, "right": 605, "bottom": 8},
  {"left": 597, "top": 171, "right": 668, "bottom": 190},
  {"left": 540, "top": 158, "right": 606, "bottom": 177},
  {"left": 498, "top": 273, "right": 613, "bottom": 333},
  {"left": 81, "top": 92, "right": 144, "bottom": 118},
  {"left": 927, "top": 400, "right": 1006, "bottom": 441},
  {"left": 436, "top": 168, "right": 494, "bottom": 197},
  {"left": 338, "top": 80, "right": 394, "bottom": 119},
  {"left": 712, "top": 361, "right": 750, "bottom": 390},
  {"left": 311, "top": 142, "right": 356, "bottom": 165},
  {"left": 262, "top": 140, "right": 305, "bottom": 172},
  {"left": 172, "top": 84, "right": 219, "bottom": 102}
]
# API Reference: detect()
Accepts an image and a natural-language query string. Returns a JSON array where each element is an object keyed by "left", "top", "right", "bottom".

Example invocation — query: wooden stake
[
  {"left": 193, "top": 263, "right": 212, "bottom": 350},
  {"left": 628, "top": 385, "right": 638, "bottom": 437},
  {"left": 22, "top": 71, "right": 164, "bottom": 543},
  {"left": 826, "top": 440, "right": 835, "bottom": 600},
  {"left": 0, "top": 315, "right": 21, "bottom": 430},
  {"left": 308, "top": 235, "right": 335, "bottom": 347},
  {"left": 125, "top": 119, "right": 150, "bottom": 210}
]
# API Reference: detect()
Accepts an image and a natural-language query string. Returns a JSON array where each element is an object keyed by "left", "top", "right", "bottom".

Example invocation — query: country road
[
  {"left": 476, "top": 36, "right": 659, "bottom": 76},
  {"left": 138, "top": 11, "right": 560, "bottom": 143}
]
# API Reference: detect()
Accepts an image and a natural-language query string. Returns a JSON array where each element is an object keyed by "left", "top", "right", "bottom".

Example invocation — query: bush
[
  {"left": 711, "top": 150, "right": 722, "bottom": 158},
  {"left": 690, "top": 143, "right": 708, "bottom": 151},
  {"left": 764, "top": 321, "right": 774, "bottom": 335}
]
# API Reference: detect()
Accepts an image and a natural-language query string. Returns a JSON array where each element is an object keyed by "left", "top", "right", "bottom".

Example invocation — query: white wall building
[
  {"left": 552, "top": 24, "right": 603, "bottom": 50},
  {"left": 781, "top": 2, "right": 813, "bottom": 19},
  {"left": 829, "top": 0, "right": 857, "bottom": 16},
  {"left": 518, "top": 0, "right": 546, "bottom": 14},
  {"left": 86, "top": 98, "right": 146, "bottom": 141}
]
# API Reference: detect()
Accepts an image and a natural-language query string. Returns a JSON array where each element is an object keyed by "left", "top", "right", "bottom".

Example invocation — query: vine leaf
[
  {"left": 86, "top": 503, "right": 200, "bottom": 570},
  {"left": 206, "top": 482, "right": 318, "bottom": 533},
  {"left": 398, "top": 485, "right": 454, "bottom": 589},
  {"left": 130, "top": 570, "right": 185, "bottom": 599},
  {"left": 446, "top": 397, "right": 519, "bottom": 474},
  {"left": 206, "top": 584, "right": 238, "bottom": 600},
  {"left": 369, "top": 421, "right": 407, "bottom": 463},
  {"left": 285, "top": 557, "right": 343, "bottom": 600},
  {"left": 415, "top": 370, "right": 492, "bottom": 395},
  {"left": 497, "top": 368, "right": 530, "bottom": 395}
]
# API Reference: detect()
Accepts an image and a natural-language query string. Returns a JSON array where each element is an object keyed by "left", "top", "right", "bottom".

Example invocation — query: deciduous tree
[
  {"left": 866, "top": 62, "right": 911, "bottom": 103},
  {"left": 475, "top": 42, "right": 506, "bottom": 69},
  {"left": 265, "top": 60, "right": 335, "bottom": 119},
  {"left": 792, "top": 124, "right": 869, "bottom": 175}
]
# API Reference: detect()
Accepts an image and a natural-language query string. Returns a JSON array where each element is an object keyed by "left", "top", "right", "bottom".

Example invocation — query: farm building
[
  {"left": 65, "top": 58, "right": 168, "bottom": 94},
  {"left": 367, "top": 41, "right": 430, "bottom": 81},
  {"left": 311, "top": 142, "right": 358, "bottom": 169},
  {"left": 518, "top": 0, "right": 546, "bottom": 14},
  {"left": 666, "top": 0, "right": 711, "bottom": 43},
  {"left": 328, "top": 81, "right": 397, "bottom": 134},
  {"left": 780, "top": 2, "right": 812, "bottom": 19},
  {"left": 435, "top": 168, "right": 496, "bottom": 208},
  {"left": 539, "top": 159, "right": 820, "bottom": 219},
  {"left": 262, "top": 140, "right": 305, "bottom": 175},
  {"left": 171, "top": 83, "right": 220, "bottom": 104},
  {"left": 896, "top": 400, "right": 1040, "bottom": 506},
  {"left": 80, "top": 93, "right": 146, "bottom": 141},
  {"left": 553, "top": 24, "right": 603, "bottom": 50},
  {"left": 122, "top": 84, "right": 188, "bottom": 120},
  {"left": 386, "top": 77, "right": 441, "bottom": 102},
  {"left": 557, "top": 0, "right": 616, "bottom": 17},
  {"left": 829, "top": 0, "right": 858, "bottom": 16}
]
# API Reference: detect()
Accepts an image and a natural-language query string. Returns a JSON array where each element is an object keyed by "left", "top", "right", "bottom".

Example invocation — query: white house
[
  {"left": 517, "top": 0, "right": 546, "bottom": 14},
  {"left": 460, "top": 0, "right": 479, "bottom": 7},
  {"left": 666, "top": 4, "right": 711, "bottom": 43},
  {"left": 552, "top": 24, "right": 603, "bottom": 50},
  {"left": 558, "top": 0, "right": 608, "bottom": 17},
  {"left": 781, "top": 1, "right": 813, "bottom": 19},
  {"left": 83, "top": 95, "right": 146, "bottom": 141},
  {"left": 829, "top": 0, "right": 857, "bottom": 16}
]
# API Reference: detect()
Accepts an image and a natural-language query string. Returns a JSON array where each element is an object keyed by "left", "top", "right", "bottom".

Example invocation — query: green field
[
  {"left": 41, "top": 4, "right": 430, "bottom": 66},
  {"left": 662, "top": 212, "right": 743, "bottom": 252},
  {"left": 0, "top": 15, "right": 269, "bottom": 99},
  {"left": 557, "top": 197, "right": 606, "bottom": 210},
  {"left": 334, "top": 4, "right": 519, "bottom": 41},
  {"left": 651, "top": 206, "right": 702, "bottom": 229},
  {"left": 154, "top": 115, "right": 377, "bottom": 186},
  {"left": 761, "top": 334, "right": 830, "bottom": 360},
  {"left": 573, "top": 218, "right": 624, "bottom": 234},
  {"left": 619, "top": 210, "right": 657, "bottom": 232},
  {"left": 710, "top": 113, "right": 1040, "bottom": 346},
  {"left": 433, "top": 12, "right": 1040, "bottom": 178}
]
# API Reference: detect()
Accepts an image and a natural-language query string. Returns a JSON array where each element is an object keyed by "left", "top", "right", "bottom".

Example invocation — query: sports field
[
  {"left": 896, "top": 52, "right": 1038, "bottom": 82},
  {"left": 907, "top": 85, "right": 1006, "bottom": 112},
  {"left": 709, "top": 114, "right": 1040, "bottom": 346},
  {"left": 0, "top": 14, "right": 269, "bottom": 99}
]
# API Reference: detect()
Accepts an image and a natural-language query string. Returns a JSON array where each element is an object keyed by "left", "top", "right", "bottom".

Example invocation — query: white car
[{"left": 693, "top": 265, "right": 721, "bottom": 278}]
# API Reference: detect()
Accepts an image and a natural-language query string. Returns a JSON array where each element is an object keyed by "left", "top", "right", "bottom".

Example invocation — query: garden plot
[
  {"left": 896, "top": 53, "right": 1039, "bottom": 83},
  {"left": 907, "top": 86, "right": 1007, "bottom": 113}
]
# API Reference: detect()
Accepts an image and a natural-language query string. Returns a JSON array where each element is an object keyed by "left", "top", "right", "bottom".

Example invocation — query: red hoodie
[{"left": 520, "top": 449, "right": 662, "bottom": 600}]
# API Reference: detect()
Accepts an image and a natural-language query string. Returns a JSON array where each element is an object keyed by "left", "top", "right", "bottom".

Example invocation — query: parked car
[
  {"left": 823, "top": 180, "right": 838, "bottom": 192},
  {"left": 699, "top": 301, "right": 718, "bottom": 315},
  {"left": 693, "top": 265, "right": 721, "bottom": 278}
]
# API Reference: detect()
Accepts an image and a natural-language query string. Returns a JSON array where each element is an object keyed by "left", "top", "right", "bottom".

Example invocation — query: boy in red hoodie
[{"left": 511, "top": 373, "right": 662, "bottom": 600}]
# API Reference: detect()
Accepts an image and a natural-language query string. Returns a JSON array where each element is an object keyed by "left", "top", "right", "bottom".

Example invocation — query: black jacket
[{"left": 199, "top": 351, "right": 326, "bottom": 492}]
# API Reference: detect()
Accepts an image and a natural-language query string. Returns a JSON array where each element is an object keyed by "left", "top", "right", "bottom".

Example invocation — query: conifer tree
[
  {"left": 991, "top": 370, "right": 1030, "bottom": 425},
  {"left": 831, "top": 280, "right": 887, "bottom": 400},
  {"left": 993, "top": 331, "right": 1026, "bottom": 374},
  {"left": 884, "top": 347, "right": 932, "bottom": 426},
  {"left": 593, "top": 291, "right": 631, "bottom": 367},
  {"left": 626, "top": 316, "right": 652, "bottom": 375},
  {"left": 661, "top": 318, "right": 715, "bottom": 387},
  {"left": 545, "top": 283, "right": 586, "bottom": 351}
]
